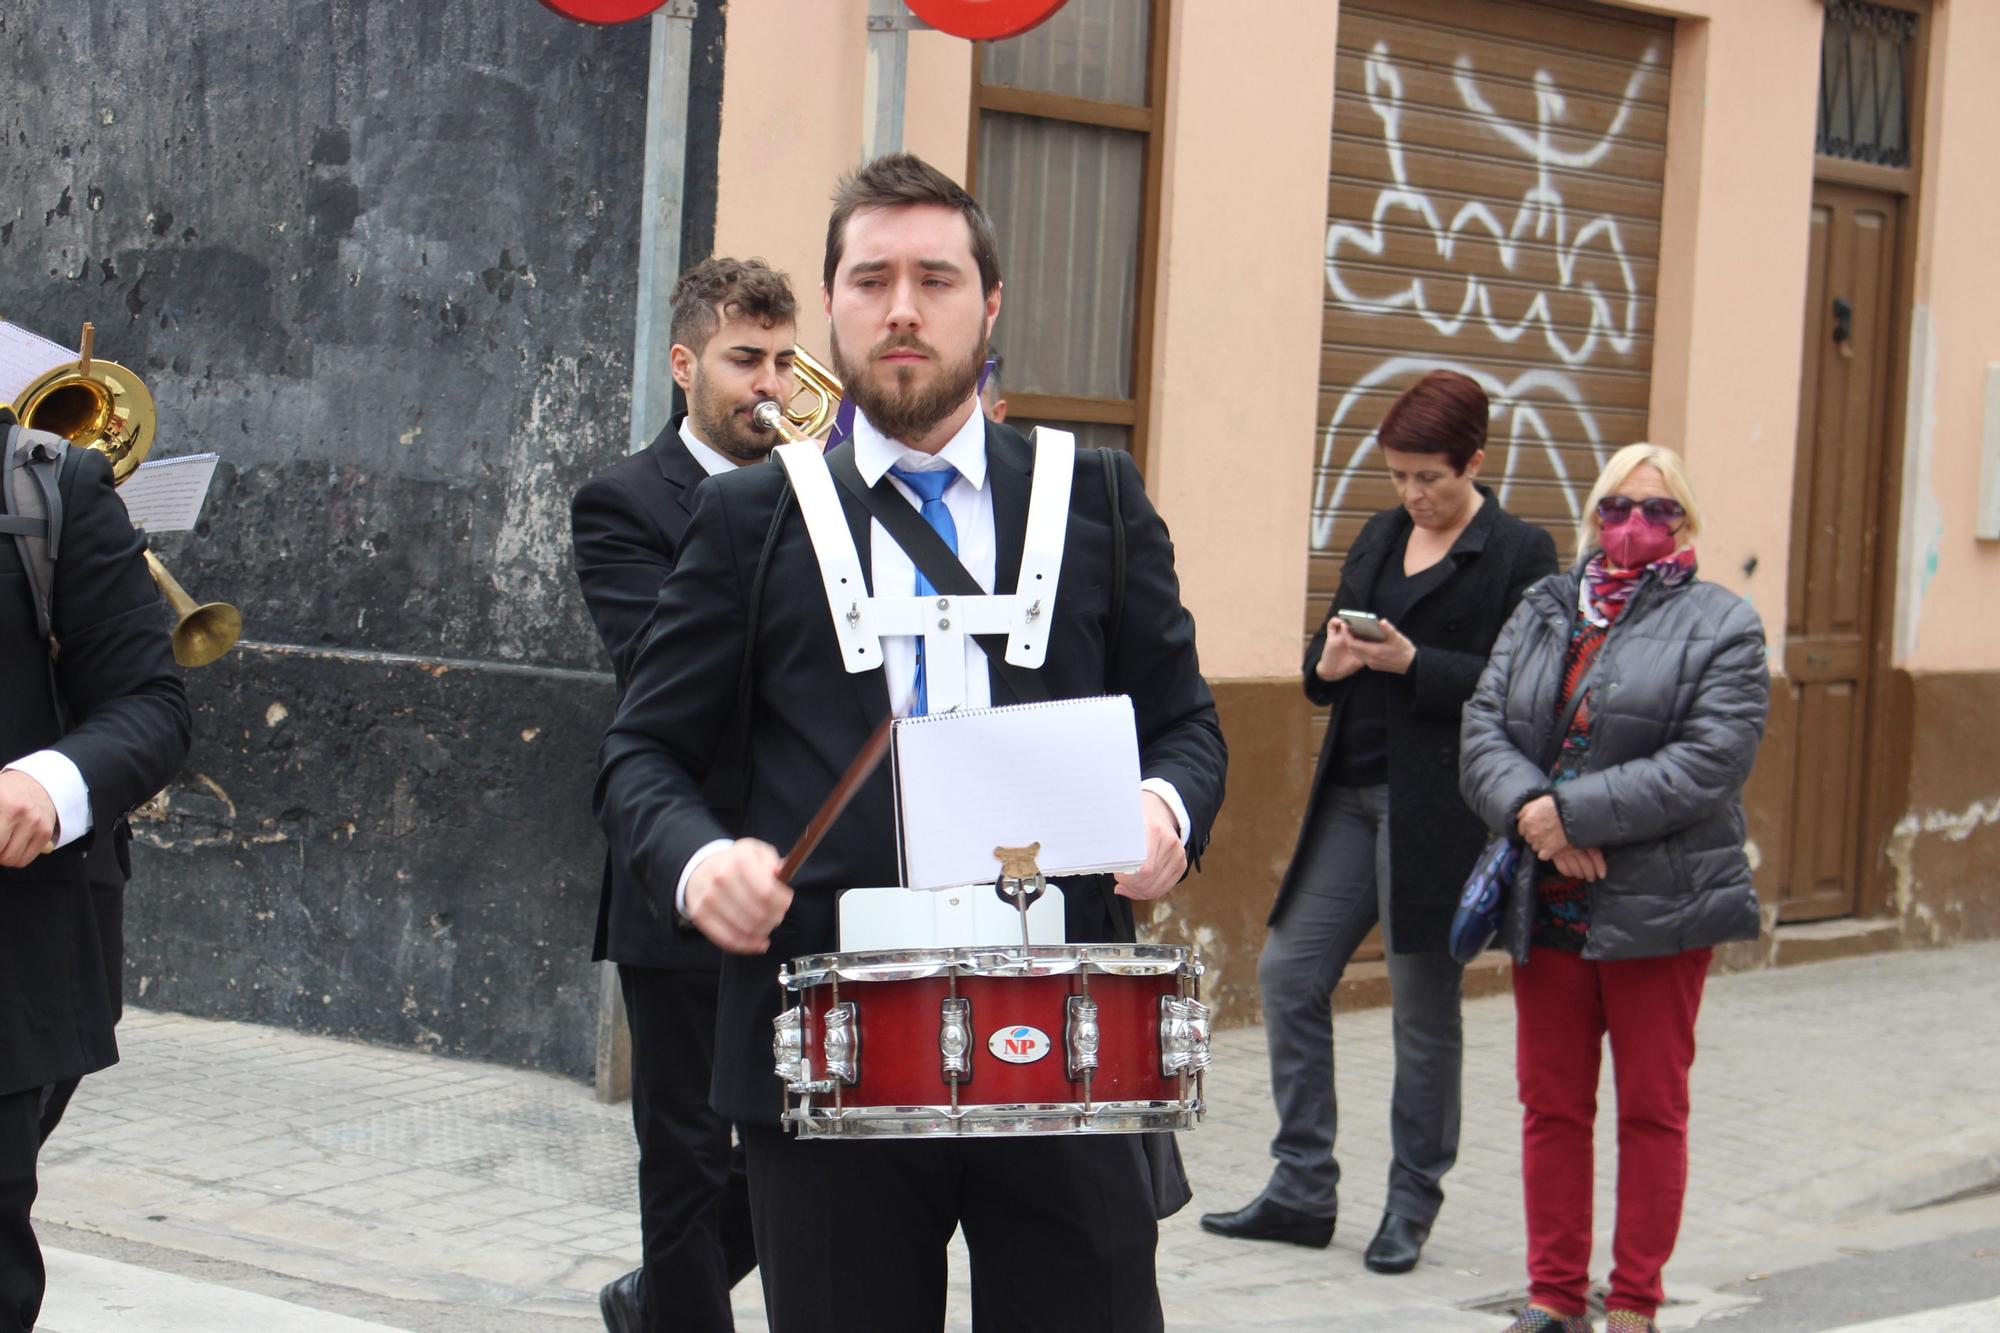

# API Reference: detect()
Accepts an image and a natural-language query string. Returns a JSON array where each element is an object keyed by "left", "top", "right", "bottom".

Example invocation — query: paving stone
[{"left": 32, "top": 943, "right": 2000, "bottom": 1328}]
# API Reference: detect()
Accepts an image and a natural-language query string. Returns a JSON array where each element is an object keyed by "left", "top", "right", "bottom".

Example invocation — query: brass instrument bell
[
  {"left": 753, "top": 346, "right": 845, "bottom": 443},
  {"left": 1, "top": 320, "right": 241, "bottom": 665}
]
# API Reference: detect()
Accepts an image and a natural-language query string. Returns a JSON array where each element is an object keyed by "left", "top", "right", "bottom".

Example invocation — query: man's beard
[
  {"left": 830, "top": 322, "right": 987, "bottom": 446},
  {"left": 688, "top": 370, "right": 777, "bottom": 464}
]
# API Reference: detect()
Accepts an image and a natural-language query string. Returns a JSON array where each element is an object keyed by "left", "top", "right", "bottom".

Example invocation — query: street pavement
[{"left": 32, "top": 941, "right": 2000, "bottom": 1331}]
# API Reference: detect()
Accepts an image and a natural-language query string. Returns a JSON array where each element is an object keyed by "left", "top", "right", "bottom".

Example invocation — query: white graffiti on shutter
[{"left": 1315, "top": 40, "right": 1665, "bottom": 551}]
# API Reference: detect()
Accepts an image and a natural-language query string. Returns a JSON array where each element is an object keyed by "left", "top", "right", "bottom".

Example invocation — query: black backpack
[{"left": 0, "top": 419, "right": 74, "bottom": 656}]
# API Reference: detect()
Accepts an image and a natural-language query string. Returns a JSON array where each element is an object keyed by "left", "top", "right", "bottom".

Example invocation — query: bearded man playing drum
[{"left": 595, "top": 153, "right": 1226, "bottom": 1333}]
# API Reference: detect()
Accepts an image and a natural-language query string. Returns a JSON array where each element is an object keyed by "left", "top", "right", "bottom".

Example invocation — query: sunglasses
[{"left": 1596, "top": 495, "right": 1686, "bottom": 528}]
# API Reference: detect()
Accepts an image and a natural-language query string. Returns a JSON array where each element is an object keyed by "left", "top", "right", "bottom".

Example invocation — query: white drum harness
[{"left": 774, "top": 429, "right": 1079, "bottom": 716}]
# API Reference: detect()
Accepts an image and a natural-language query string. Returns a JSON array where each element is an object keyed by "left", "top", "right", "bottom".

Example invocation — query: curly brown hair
[{"left": 669, "top": 257, "right": 798, "bottom": 355}]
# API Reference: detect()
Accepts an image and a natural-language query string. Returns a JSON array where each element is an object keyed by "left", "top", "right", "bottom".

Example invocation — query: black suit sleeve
[
  {"left": 46, "top": 449, "right": 192, "bottom": 832},
  {"left": 594, "top": 478, "right": 749, "bottom": 906},
  {"left": 572, "top": 474, "right": 675, "bottom": 690},
  {"left": 1302, "top": 514, "right": 1389, "bottom": 708},
  {"left": 1103, "top": 451, "right": 1227, "bottom": 859},
  {"left": 1406, "top": 521, "right": 1560, "bottom": 720}
]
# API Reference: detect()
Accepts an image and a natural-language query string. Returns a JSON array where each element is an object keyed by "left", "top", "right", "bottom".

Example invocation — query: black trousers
[
  {"left": 0, "top": 1077, "right": 84, "bottom": 1333},
  {"left": 742, "top": 1123, "right": 1163, "bottom": 1333},
  {"left": 620, "top": 964, "right": 756, "bottom": 1332}
]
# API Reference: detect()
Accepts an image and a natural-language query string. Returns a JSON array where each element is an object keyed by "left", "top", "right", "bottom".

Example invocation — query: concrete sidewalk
[{"left": 34, "top": 942, "right": 2000, "bottom": 1331}]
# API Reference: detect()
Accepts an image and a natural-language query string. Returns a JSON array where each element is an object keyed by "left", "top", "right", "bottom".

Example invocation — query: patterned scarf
[{"left": 1579, "top": 545, "right": 1698, "bottom": 627}]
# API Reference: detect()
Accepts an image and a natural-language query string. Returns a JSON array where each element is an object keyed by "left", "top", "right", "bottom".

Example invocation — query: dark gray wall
[{"left": 3, "top": 1, "right": 701, "bottom": 1078}]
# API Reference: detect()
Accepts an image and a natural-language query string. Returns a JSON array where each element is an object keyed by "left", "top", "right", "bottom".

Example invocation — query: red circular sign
[
  {"left": 537, "top": 0, "right": 670, "bottom": 24},
  {"left": 905, "top": 0, "right": 1069, "bottom": 41}
]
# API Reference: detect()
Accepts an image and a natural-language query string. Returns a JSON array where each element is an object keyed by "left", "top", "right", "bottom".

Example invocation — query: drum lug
[
  {"left": 773, "top": 1005, "right": 808, "bottom": 1092},
  {"left": 939, "top": 996, "right": 972, "bottom": 1083},
  {"left": 822, "top": 1001, "right": 861, "bottom": 1087},
  {"left": 1065, "top": 995, "right": 1100, "bottom": 1080},
  {"left": 1158, "top": 995, "right": 1213, "bottom": 1078}
]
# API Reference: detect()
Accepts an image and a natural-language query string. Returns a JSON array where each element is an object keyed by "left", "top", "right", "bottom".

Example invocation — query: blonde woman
[{"left": 1459, "top": 444, "right": 1769, "bottom": 1333}]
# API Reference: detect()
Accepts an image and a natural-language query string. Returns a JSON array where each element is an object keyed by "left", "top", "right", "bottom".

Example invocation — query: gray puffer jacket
[{"left": 1459, "top": 565, "right": 1770, "bottom": 962}]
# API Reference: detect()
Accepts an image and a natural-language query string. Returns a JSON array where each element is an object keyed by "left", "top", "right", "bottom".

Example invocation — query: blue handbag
[{"left": 1448, "top": 835, "right": 1521, "bottom": 965}]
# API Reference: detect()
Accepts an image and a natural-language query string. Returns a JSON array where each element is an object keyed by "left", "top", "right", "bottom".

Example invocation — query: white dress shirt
[
  {"left": 3, "top": 750, "right": 91, "bottom": 850},
  {"left": 675, "top": 400, "right": 1186, "bottom": 915},
  {"left": 678, "top": 419, "right": 739, "bottom": 479}
]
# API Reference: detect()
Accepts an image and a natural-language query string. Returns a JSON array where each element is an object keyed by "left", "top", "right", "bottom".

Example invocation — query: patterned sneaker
[
  {"left": 1605, "top": 1314, "right": 1659, "bottom": 1333},
  {"left": 1502, "top": 1308, "right": 1592, "bottom": 1333}
]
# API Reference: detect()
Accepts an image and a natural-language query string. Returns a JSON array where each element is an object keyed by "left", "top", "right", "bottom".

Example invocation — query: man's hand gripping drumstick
[
  {"left": 685, "top": 718, "right": 1187, "bottom": 949},
  {"left": 684, "top": 718, "right": 892, "bottom": 955}
]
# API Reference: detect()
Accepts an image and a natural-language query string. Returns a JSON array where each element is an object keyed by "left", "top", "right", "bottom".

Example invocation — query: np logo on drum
[{"left": 988, "top": 1025, "right": 1051, "bottom": 1064}]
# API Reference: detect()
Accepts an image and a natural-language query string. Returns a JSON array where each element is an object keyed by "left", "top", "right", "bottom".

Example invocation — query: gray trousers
[{"left": 1257, "top": 784, "right": 1464, "bottom": 1226}]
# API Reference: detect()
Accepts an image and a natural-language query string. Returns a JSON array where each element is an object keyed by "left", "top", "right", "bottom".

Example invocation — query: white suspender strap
[
  {"left": 774, "top": 442, "right": 882, "bottom": 674},
  {"left": 1006, "top": 427, "right": 1076, "bottom": 669}
]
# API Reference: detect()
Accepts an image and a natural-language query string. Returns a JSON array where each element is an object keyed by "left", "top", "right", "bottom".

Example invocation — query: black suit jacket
[
  {"left": 596, "top": 420, "right": 1228, "bottom": 1125},
  {"left": 572, "top": 414, "right": 738, "bottom": 972},
  {"left": 1, "top": 443, "right": 191, "bottom": 1095},
  {"left": 1273, "top": 489, "right": 1558, "bottom": 950}
]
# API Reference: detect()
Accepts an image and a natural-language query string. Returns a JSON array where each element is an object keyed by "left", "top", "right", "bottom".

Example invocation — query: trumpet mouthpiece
[{"left": 752, "top": 400, "right": 784, "bottom": 432}]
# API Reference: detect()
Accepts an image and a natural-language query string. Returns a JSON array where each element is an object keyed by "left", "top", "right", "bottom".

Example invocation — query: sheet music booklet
[{"left": 889, "top": 694, "right": 1147, "bottom": 892}]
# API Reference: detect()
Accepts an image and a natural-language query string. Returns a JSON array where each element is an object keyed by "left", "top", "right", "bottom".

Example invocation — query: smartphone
[{"left": 1336, "top": 609, "right": 1387, "bottom": 642}]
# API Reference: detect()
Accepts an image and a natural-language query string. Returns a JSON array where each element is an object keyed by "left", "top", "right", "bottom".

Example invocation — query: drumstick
[{"left": 778, "top": 715, "right": 893, "bottom": 884}]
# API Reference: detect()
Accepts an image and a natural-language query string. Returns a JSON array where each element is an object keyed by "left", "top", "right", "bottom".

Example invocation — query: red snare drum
[{"left": 774, "top": 945, "right": 1209, "bottom": 1137}]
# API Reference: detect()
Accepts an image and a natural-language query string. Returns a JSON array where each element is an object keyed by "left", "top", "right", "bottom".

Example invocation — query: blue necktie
[{"left": 888, "top": 465, "right": 959, "bottom": 716}]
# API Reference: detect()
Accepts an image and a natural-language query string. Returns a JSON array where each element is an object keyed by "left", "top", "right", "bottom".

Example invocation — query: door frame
[{"left": 1800, "top": 0, "right": 1931, "bottom": 921}]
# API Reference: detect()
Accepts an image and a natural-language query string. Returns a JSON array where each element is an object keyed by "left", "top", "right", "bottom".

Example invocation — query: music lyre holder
[{"left": 992, "top": 842, "right": 1047, "bottom": 950}]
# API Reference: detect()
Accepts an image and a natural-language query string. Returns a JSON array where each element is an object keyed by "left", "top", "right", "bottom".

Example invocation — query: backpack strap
[
  {"left": 2, "top": 423, "right": 69, "bottom": 651},
  {"left": 2, "top": 423, "right": 75, "bottom": 733}
]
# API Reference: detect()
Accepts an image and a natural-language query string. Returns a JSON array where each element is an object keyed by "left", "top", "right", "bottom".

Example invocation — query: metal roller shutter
[{"left": 1308, "top": 0, "right": 1675, "bottom": 651}]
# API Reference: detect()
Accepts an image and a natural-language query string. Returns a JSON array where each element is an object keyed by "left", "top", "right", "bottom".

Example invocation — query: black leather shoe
[
  {"left": 598, "top": 1268, "right": 644, "bottom": 1333},
  {"left": 1362, "top": 1212, "right": 1430, "bottom": 1273},
  {"left": 1198, "top": 1194, "right": 1336, "bottom": 1248}
]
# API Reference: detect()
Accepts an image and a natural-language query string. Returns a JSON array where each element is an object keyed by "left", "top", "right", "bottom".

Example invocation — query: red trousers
[{"left": 1512, "top": 946, "right": 1711, "bottom": 1320}]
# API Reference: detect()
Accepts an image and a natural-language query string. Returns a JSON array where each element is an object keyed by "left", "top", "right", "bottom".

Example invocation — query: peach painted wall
[
  {"left": 709, "top": 1, "right": 2000, "bottom": 681},
  {"left": 1633, "top": 0, "right": 1823, "bottom": 649},
  {"left": 1893, "top": 0, "right": 2000, "bottom": 671},
  {"left": 711, "top": 3, "right": 972, "bottom": 348},
  {"left": 1145, "top": 0, "right": 1337, "bottom": 679}
]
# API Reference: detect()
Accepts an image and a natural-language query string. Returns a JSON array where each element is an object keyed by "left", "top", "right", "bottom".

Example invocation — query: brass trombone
[
  {"left": 2, "top": 321, "right": 241, "bottom": 666},
  {"left": 753, "top": 346, "right": 845, "bottom": 443}
]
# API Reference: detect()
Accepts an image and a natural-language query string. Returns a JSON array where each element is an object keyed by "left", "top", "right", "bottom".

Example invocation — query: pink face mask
[{"left": 1600, "top": 512, "right": 1679, "bottom": 568}]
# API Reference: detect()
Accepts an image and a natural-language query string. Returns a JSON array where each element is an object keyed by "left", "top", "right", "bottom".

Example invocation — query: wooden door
[{"left": 1775, "top": 181, "right": 1902, "bottom": 921}]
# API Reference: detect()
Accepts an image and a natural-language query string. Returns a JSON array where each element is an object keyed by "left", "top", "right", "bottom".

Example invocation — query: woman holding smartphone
[{"left": 1201, "top": 370, "right": 1557, "bottom": 1272}]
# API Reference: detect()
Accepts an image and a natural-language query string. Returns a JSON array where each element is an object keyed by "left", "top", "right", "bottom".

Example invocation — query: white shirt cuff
[
  {"left": 1140, "top": 778, "right": 1191, "bottom": 848},
  {"left": 4, "top": 750, "right": 93, "bottom": 850},
  {"left": 675, "top": 838, "right": 739, "bottom": 918}
]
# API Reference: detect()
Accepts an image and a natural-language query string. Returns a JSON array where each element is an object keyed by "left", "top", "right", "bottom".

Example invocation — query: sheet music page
[
  {"left": 892, "top": 695, "right": 1146, "bottom": 890},
  {"left": 117, "top": 454, "right": 220, "bottom": 532},
  {"left": 0, "top": 320, "right": 74, "bottom": 407}
]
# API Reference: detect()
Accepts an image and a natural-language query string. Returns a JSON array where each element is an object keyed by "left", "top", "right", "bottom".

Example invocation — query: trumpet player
[
  {"left": 0, "top": 405, "right": 191, "bottom": 1333},
  {"left": 571, "top": 257, "right": 800, "bottom": 1333}
]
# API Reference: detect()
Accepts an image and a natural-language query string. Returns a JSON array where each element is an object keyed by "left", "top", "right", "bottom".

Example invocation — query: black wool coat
[
  {"left": 596, "top": 421, "right": 1227, "bottom": 1126},
  {"left": 571, "top": 414, "right": 743, "bottom": 972},
  {"left": 1271, "top": 490, "right": 1558, "bottom": 952},
  {"left": 1, "top": 440, "right": 190, "bottom": 1095}
]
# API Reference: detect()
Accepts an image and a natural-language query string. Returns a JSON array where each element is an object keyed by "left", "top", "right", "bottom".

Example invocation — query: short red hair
[{"left": 1376, "top": 370, "right": 1489, "bottom": 474}]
